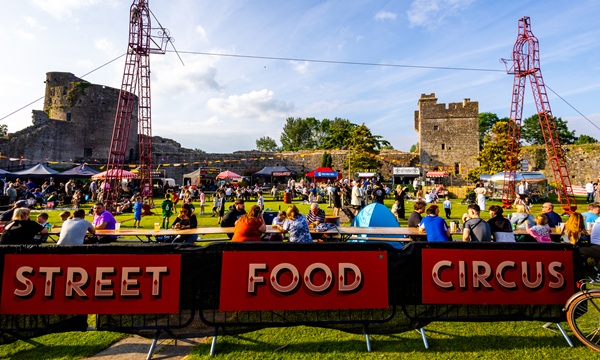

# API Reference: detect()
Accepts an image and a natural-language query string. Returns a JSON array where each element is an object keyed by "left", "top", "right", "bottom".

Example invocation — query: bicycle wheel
[{"left": 566, "top": 290, "right": 600, "bottom": 351}]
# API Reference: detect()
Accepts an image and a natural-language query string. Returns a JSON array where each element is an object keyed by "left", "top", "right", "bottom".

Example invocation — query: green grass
[
  {"left": 187, "top": 322, "right": 595, "bottom": 359},
  {"left": 0, "top": 331, "right": 127, "bottom": 360}
]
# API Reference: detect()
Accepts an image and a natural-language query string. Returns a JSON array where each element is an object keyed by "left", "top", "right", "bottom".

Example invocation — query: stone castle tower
[
  {"left": 414, "top": 93, "right": 479, "bottom": 175},
  {"left": 0, "top": 72, "right": 138, "bottom": 166}
]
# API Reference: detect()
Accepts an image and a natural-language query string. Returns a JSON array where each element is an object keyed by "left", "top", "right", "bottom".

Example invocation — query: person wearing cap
[
  {"left": 418, "top": 204, "right": 451, "bottom": 242},
  {"left": 0, "top": 200, "right": 29, "bottom": 226},
  {"left": 221, "top": 199, "right": 246, "bottom": 239}
]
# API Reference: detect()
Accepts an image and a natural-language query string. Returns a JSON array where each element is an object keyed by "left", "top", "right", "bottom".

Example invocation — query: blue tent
[{"left": 351, "top": 203, "right": 406, "bottom": 240}]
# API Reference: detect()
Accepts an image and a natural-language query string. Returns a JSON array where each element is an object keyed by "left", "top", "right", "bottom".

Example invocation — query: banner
[
  {"left": 421, "top": 249, "right": 574, "bottom": 305},
  {"left": 1, "top": 254, "right": 181, "bottom": 315},
  {"left": 219, "top": 250, "right": 388, "bottom": 311}
]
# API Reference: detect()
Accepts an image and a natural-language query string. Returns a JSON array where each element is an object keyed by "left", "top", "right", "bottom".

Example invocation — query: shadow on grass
[
  {"left": 191, "top": 333, "right": 574, "bottom": 357},
  {"left": 0, "top": 345, "right": 108, "bottom": 360}
]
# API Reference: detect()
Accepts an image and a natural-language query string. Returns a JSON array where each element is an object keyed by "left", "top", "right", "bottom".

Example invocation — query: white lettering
[
  {"left": 432, "top": 260, "right": 453, "bottom": 289},
  {"left": 248, "top": 263, "right": 267, "bottom": 293},
  {"left": 270, "top": 263, "right": 299, "bottom": 293},
  {"left": 521, "top": 261, "right": 543, "bottom": 289},
  {"left": 304, "top": 263, "right": 333, "bottom": 293},
  {"left": 121, "top": 267, "right": 141, "bottom": 296},
  {"left": 14, "top": 266, "right": 34, "bottom": 297},
  {"left": 548, "top": 261, "right": 564, "bottom": 289},
  {"left": 338, "top": 263, "right": 362, "bottom": 292},
  {"left": 39, "top": 267, "right": 61, "bottom": 297},
  {"left": 65, "top": 267, "right": 89, "bottom": 297},
  {"left": 95, "top": 267, "right": 115, "bottom": 297},
  {"left": 472, "top": 261, "right": 492, "bottom": 289},
  {"left": 496, "top": 261, "right": 517, "bottom": 289},
  {"left": 146, "top": 266, "right": 168, "bottom": 296}
]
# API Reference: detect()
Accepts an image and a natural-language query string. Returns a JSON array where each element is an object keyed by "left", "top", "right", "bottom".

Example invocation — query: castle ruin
[{"left": 414, "top": 93, "right": 480, "bottom": 176}]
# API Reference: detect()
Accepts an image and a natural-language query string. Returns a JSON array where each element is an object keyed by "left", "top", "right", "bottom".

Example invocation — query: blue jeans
[{"left": 172, "top": 234, "right": 198, "bottom": 244}]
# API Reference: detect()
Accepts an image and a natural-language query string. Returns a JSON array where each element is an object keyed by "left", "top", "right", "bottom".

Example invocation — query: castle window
[
  {"left": 433, "top": 125, "right": 439, "bottom": 130},
  {"left": 441, "top": 143, "right": 446, "bottom": 150}
]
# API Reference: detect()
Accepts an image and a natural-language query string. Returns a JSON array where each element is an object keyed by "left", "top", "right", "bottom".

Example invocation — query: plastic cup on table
[
  {"left": 154, "top": 223, "right": 160, "bottom": 232},
  {"left": 115, "top": 222, "right": 121, "bottom": 232}
]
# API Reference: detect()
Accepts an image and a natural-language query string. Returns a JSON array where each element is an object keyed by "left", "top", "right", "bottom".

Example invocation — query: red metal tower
[
  {"left": 501, "top": 16, "right": 576, "bottom": 214},
  {"left": 104, "top": 0, "right": 170, "bottom": 210}
]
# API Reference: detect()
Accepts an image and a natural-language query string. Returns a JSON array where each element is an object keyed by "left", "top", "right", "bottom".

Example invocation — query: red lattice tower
[
  {"left": 104, "top": 0, "right": 170, "bottom": 210},
  {"left": 501, "top": 16, "right": 576, "bottom": 214}
]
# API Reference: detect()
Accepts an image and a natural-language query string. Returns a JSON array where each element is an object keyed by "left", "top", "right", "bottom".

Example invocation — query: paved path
[{"left": 87, "top": 335, "right": 207, "bottom": 360}]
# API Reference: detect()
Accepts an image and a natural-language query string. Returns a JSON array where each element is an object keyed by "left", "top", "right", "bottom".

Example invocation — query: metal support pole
[
  {"left": 555, "top": 323, "right": 574, "bottom": 347},
  {"left": 363, "top": 325, "right": 372, "bottom": 352},
  {"left": 146, "top": 329, "right": 161, "bottom": 360},
  {"left": 419, "top": 328, "right": 429, "bottom": 349},
  {"left": 210, "top": 328, "right": 218, "bottom": 356}
]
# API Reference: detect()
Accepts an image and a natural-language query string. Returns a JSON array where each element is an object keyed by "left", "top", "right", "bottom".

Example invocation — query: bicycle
[{"left": 564, "top": 278, "right": 600, "bottom": 351}]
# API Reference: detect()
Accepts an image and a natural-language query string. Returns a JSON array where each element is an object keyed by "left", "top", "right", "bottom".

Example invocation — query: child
[
  {"left": 212, "top": 192, "right": 219, "bottom": 217},
  {"left": 59, "top": 211, "right": 71, "bottom": 222},
  {"left": 391, "top": 201, "right": 400, "bottom": 222},
  {"left": 269, "top": 211, "right": 287, "bottom": 242},
  {"left": 161, "top": 193, "right": 174, "bottom": 229},
  {"left": 443, "top": 196, "right": 452, "bottom": 219},
  {"left": 34, "top": 212, "right": 51, "bottom": 243},
  {"left": 199, "top": 189, "right": 206, "bottom": 214},
  {"left": 256, "top": 191, "right": 264, "bottom": 212},
  {"left": 171, "top": 191, "right": 180, "bottom": 213},
  {"left": 133, "top": 196, "right": 143, "bottom": 228},
  {"left": 526, "top": 214, "right": 552, "bottom": 242}
]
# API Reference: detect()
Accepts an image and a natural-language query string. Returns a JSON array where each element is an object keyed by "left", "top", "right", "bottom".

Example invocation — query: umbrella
[
  {"left": 91, "top": 169, "right": 136, "bottom": 180},
  {"left": 216, "top": 170, "right": 242, "bottom": 180}
]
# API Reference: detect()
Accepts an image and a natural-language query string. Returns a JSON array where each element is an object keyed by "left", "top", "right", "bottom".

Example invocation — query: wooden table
[{"left": 47, "top": 226, "right": 563, "bottom": 244}]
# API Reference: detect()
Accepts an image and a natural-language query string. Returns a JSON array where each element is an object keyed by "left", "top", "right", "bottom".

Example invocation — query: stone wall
[
  {"left": 520, "top": 144, "right": 600, "bottom": 187},
  {"left": 0, "top": 72, "right": 138, "bottom": 168},
  {"left": 414, "top": 93, "right": 479, "bottom": 177}
]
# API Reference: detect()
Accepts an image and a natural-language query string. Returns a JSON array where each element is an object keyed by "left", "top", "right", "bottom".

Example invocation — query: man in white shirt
[
  {"left": 585, "top": 181, "right": 595, "bottom": 203},
  {"left": 57, "top": 209, "right": 95, "bottom": 245},
  {"left": 351, "top": 181, "right": 362, "bottom": 214}
]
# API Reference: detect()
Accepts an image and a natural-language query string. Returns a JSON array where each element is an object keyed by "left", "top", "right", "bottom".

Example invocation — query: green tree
[
  {"left": 409, "top": 143, "right": 418, "bottom": 153},
  {"left": 320, "top": 151, "right": 333, "bottom": 168},
  {"left": 0, "top": 124, "right": 7, "bottom": 137},
  {"left": 574, "top": 134, "right": 598, "bottom": 144},
  {"left": 279, "top": 117, "right": 322, "bottom": 151},
  {"left": 521, "top": 114, "right": 576, "bottom": 145},
  {"left": 321, "top": 118, "right": 357, "bottom": 149},
  {"left": 467, "top": 121, "right": 514, "bottom": 182},
  {"left": 479, "top": 112, "right": 508, "bottom": 148},
  {"left": 344, "top": 124, "right": 385, "bottom": 173},
  {"left": 255, "top": 136, "right": 278, "bottom": 152}
]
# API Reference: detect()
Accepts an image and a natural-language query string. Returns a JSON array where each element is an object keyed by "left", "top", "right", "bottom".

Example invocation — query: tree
[
  {"left": 479, "top": 112, "right": 508, "bottom": 149},
  {"left": 574, "top": 134, "right": 598, "bottom": 144},
  {"left": 467, "top": 121, "right": 514, "bottom": 182},
  {"left": 409, "top": 143, "right": 418, "bottom": 153},
  {"left": 321, "top": 151, "right": 332, "bottom": 168},
  {"left": 521, "top": 114, "right": 576, "bottom": 145},
  {"left": 344, "top": 124, "right": 384, "bottom": 173},
  {"left": 255, "top": 136, "right": 278, "bottom": 152},
  {"left": 320, "top": 118, "right": 357, "bottom": 149},
  {"left": 280, "top": 117, "right": 320, "bottom": 151},
  {"left": 0, "top": 124, "right": 7, "bottom": 137}
]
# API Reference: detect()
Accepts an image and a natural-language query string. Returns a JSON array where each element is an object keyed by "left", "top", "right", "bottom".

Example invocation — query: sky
[{"left": 1, "top": 0, "right": 599, "bottom": 156}]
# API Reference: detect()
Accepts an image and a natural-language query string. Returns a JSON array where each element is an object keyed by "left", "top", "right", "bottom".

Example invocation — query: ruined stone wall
[
  {"left": 520, "top": 144, "right": 600, "bottom": 187},
  {"left": 414, "top": 93, "right": 479, "bottom": 175},
  {"left": 0, "top": 72, "right": 138, "bottom": 168}
]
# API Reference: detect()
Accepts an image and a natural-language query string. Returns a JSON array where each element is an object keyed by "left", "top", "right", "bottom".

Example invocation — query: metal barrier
[{"left": 0, "top": 241, "right": 584, "bottom": 357}]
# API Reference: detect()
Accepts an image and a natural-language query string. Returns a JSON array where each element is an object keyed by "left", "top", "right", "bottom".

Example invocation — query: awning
[{"left": 426, "top": 171, "right": 448, "bottom": 178}]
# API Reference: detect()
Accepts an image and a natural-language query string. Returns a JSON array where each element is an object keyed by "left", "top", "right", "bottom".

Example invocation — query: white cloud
[
  {"left": 290, "top": 61, "right": 309, "bottom": 74},
  {"left": 94, "top": 38, "right": 120, "bottom": 57},
  {"left": 195, "top": 25, "right": 208, "bottom": 43},
  {"left": 29, "top": 0, "right": 103, "bottom": 20},
  {"left": 374, "top": 11, "right": 398, "bottom": 22},
  {"left": 14, "top": 29, "right": 35, "bottom": 42},
  {"left": 207, "top": 89, "right": 294, "bottom": 122},
  {"left": 407, "top": 0, "right": 474, "bottom": 28},
  {"left": 23, "top": 15, "right": 45, "bottom": 30},
  {"left": 153, "top": 57, "right": 222, "bottom": 96}
]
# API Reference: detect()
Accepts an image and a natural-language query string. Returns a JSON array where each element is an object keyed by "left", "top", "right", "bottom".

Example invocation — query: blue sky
[{"left": 1, "top": 0, "right": 599, "bottom": 155}]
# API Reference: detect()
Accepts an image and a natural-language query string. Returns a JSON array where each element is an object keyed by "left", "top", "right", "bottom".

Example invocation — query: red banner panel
[
  {"left": 422, "top": 249, "right": 574, "bottom": 305},
  {"left": 220, "top": 251, "right": 388, "bottom": 311},
  {"left": 1, "top": 254, "right": 181, "bottom": 315}
]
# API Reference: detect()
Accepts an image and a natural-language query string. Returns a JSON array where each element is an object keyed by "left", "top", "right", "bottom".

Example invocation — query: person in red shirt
[{"left": 231, "top": 205, "right": 266, "bottom": 242}]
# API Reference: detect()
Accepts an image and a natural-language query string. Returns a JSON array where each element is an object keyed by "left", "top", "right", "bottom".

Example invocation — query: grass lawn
[
  {"left": 1, "top": 193, "right": 590, "bottom": 358},
  {"left": 187, "top": 322, "right": 595, "bottom": 359}
]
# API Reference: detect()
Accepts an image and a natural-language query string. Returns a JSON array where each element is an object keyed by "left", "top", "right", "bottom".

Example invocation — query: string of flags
[{"left": 0, "top": 150, "right": 440, "bottom": 171}]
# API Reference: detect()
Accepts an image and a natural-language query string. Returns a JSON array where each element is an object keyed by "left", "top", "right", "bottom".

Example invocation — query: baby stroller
[{"left": 461, "top": 191, "right": 476, "bottom": 205}]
